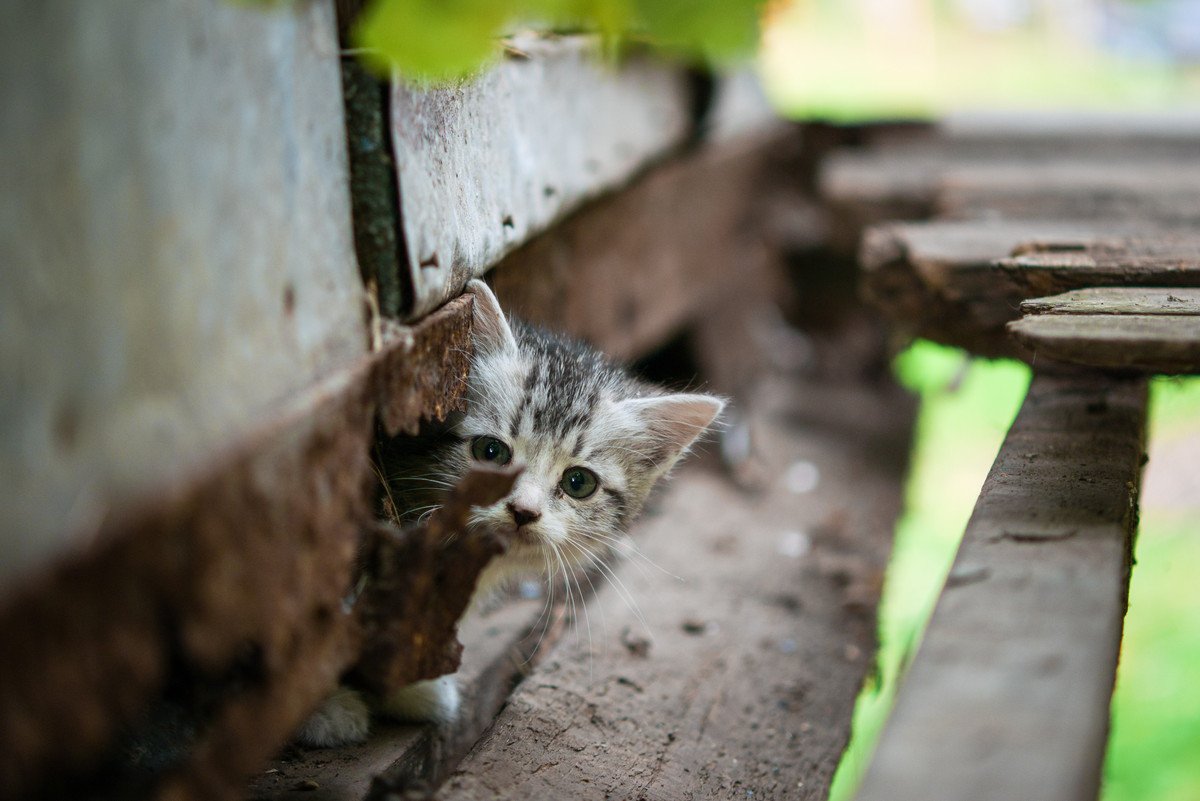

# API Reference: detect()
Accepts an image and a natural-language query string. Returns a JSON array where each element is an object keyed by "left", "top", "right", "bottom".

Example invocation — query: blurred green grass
[{"left": 829, "top": 341, "right": 1200, "bottom": 801}]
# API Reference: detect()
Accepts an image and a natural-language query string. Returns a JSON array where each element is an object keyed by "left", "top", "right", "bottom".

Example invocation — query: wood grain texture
[
  {"left": 856, "top": 373, "right": 1148, "bottom": 801},
  {"left": 490, "top": 129, "right": 789, "bottom": 362},
  {"left": 998, "top": 237, "right": 1200, "bottom": 297},
  {"left": 390, "top": 34, "right": 693, "bottom": 320},
  {"left": 440, "top": 368, "right": 917, "bottom": 801},
  {"left": 1021, "top": 287, "right": 1200, "bottom": 316},
  {"left": 1009, "top": 314, "right": 1200, "bottom": 374},
  {"left": 857, "top": 220, "right": 1181, "bottom": 357},
  {"left": 0, "top": 0, "right": 365, "bottom": 588},
  {"left": 935, "top": 161, "right": 1200, "bottom": 223},
  {"left": 0, "top": 300, "right": 476, "bottom": 801}
]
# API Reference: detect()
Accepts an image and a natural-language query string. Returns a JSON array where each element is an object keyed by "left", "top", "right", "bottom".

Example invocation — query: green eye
[
  {"left": 470, "top": 436, "right": 512, "bottom": 465},
  {"left": 561, "top": 467, "right": 599, "bottom": 499}
]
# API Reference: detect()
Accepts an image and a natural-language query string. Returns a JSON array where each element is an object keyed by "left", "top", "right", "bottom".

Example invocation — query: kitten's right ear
[{"left": 464, "top": 279, "right": 517, "bottom": 357}]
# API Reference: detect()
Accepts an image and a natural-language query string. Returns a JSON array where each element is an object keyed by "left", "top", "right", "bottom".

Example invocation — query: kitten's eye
[
  {"left": 561, "top": 467, "right": 599, "bottom": 499},
  {"left": 470, "top": 436, "right": 512, "bottom": 465}
]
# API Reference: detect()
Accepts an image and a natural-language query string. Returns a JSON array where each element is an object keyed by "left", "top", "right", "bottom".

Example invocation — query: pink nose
[{"left": 506, "top": 502, "right": 541, "bottom": 528}]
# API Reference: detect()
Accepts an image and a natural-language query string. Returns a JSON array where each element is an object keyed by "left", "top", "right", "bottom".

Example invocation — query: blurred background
[
  {"left": 762, "top": 0, "right": 1200, "bottom": 119},
  {"left": 754, "top": 2, "right": 1200, "bottom": 799}
]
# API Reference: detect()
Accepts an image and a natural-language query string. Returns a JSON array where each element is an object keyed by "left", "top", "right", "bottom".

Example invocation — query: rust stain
[
  {"left": 352, "top": 465, "right": 520, "bottom": 693},
  {"left": 374, "top": 294, "right": 474, "bottom": 436},
  {"left": 0, "top": 295, "right": 484, "bottom": 800}
]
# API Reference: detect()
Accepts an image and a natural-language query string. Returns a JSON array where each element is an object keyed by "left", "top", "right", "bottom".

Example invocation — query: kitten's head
[{"left": 454, "top": 280, "right": 723, "bottom": 573}]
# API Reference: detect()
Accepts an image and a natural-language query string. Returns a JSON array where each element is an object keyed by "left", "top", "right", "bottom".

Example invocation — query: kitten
[{"left": 296, "top": 280, "right": 723, "bottom": 746}]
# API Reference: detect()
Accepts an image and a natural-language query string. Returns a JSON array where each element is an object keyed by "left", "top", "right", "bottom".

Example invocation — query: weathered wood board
[
  {"left": 998, "top": 238, "right": 1200, "bottom": 297},
  {"left": 0, "top": 297, "right": 478, "bottom": 801},
  {"left": 440, "top": 368, "right": 916, "bottom": 801},
  {"left": 857, "top": 220, "right": 1163, "bottom": 356},
  {"left": 1021, "top": 287, "right": 1200, "bottom": 317},
  {"left": 0, "top": 0, "right": 364, "bottom": 589},
  {"left": 822, "top": 152, "right": 1200, "bottom": 237},
  {"left": 391, "top": 34, "right": 694, "bottom": 320},
  {"left": 855, "top": 373, "right": 1147, "bottom": 801},
  {"left": 936, "top": 161, "right": 1200, "bottom": 223},
  {"left": 1009, "top": 314, "right": 1200, "bottom": 374},
  {"left": 490, "top": 129, "right": 789, "bottom": 362},
  {"left": 882, "top": 109, "right": 1200, "bottom": 158}
]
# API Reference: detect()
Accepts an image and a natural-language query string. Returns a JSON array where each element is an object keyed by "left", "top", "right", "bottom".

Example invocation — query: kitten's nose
[{"left": 506, "top": 502, "right": 541, "bottom": 528}]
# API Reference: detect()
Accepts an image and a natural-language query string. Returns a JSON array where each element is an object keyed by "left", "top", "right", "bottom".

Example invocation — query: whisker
[
  {"left": 560, "top": 539, "right": 608, "bottom": 668},
  {"left": 575, "top": 548, "right": 651, "bottom": 637},
  {"left": 575, "top": 531, "right": 682, "bottom": 581}
]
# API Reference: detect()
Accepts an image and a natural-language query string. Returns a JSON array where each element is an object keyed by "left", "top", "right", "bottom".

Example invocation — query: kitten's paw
[
  {"left": 294, "top": 686, "right": 371, "bottom": 747},
  {"left": 380, "top": 675, "right": 461, "bottom": 724}
]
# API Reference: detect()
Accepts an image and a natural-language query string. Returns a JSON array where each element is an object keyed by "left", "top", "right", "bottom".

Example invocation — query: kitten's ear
[
  {"left": 624, "top": 393, "right": 725, "bottom": 473},
  {"left": 464, "top": 279, "right": 517, "bottom": 357}
]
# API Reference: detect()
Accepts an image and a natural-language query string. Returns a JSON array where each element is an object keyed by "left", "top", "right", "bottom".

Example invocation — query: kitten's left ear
[
  {"left": 464, "top": 279, "right": 517, "bottom": 357},
  {"left": 624, "top": 393, "right": 725, "bottom": 473}
]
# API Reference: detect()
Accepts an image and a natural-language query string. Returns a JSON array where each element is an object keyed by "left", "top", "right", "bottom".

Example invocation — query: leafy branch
[{"left": 351, "top": 0, "right": 766, "bottom": 82}]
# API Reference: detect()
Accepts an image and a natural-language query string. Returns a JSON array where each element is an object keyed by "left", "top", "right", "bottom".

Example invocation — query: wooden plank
[
  {"left": 0, "top": 299, "right": 477, "bottom": 801},
  {"left": 822, "top": 149, "right": 1200, "bottom": 238},
  {"left": 490, "top": 129, "right": 789, "bottom": 362},
  {"left": 936, "top": 161, "right": 1200, "bottom": 223},
  {"left": 998, "top": 239, "right": 1200, "bottom": 298},
  {"left": 1021, "top": 287, "right": 1200, "bottom": 317},
  {"left": 1009, "top": 314, "right": 1200, "bottom": 375},
  {"left": 390, "top": 34, "right": 694, "bottom": 320},
  {"left": 857, "top": 220, "right": 1158, "bottom": 357},
  {"left": 440, "top": 368, "right": 917, "bottom": 801},
  {"left": 0, "top": 0, "right": 365, "bottom": 590},
  {"left": 856, "top": 373, "right": 1147, "bottom": 801},
  {"left": 924, "top": 110, "right": 1200, "bottom": 157}
]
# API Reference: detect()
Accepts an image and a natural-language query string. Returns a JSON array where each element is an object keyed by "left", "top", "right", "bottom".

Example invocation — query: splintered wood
[
  {"left": 1009, "top": 289, "right": 1200, "bottom": 374},
  {"left": 438, "top": 372, "right": 915, "bottom": 801},
  {"left": 855, "top": 374, "right": 1148, "bottom": 801}
]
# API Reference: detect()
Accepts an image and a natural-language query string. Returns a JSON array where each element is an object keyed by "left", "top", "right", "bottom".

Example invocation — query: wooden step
[
  {"left": 858, "top": 220, "right": 1186, "bottom": 357},
  {"left": 855, "top": 373, "right": 1148, "bottom": 801},
  {"left": 1009, "top": 289, "right": 1200, "bottom": 374},
  {"left": 996, "top": 235, "right": 1200, "bottom": 297},
  {"left": 1021, "top": 287, "right": 1200, "bottom": 317}
]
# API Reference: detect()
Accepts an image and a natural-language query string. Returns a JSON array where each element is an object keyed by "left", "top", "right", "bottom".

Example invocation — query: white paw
[
  {"left": 294, "top": 686, "right": 371, "bottom": 747},
  {"left": 380, "top": 675, "right": 461, "bottom": 724}
]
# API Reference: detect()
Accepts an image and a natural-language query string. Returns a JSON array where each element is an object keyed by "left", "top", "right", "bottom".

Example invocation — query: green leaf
[
  {"left": 633, "top": 0, "right": 762, "bottom": 63},
  {"left": 353, "top": 0, "right": 762, "bottom": 83},
  {"left": 355, "top": 0, "right": 512, "bottom": 82}
]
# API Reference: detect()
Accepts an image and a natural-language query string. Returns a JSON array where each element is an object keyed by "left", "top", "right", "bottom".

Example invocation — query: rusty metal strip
[{"left": 0, "top": 295, "right": 477, "bottom": 801}]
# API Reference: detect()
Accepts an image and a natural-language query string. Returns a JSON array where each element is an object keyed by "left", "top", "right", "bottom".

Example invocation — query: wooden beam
[
  {"left": 936, "top": 161, "right": 1200, "bottom": 223},
  {"left": 0, "top": 298, "right": 479, "bottom": 801},
  {"left": 855, "top": 373, "right": 1147, "bottom": 801},
  {"left": 1009, "top": 314, "right": 1200, "bottom": 375},
  {"left": 860, "top": 222, "right": 1200, "bottom": 357},
  {"left": 390, "top": 34, "right": 695, "bottom": 320},
  {"left": 997, "top": 237, "right": 1200, "bottom": 298},
  {"left": 0, "top": 0, "right": 366, "bottom": 594},
  {"left": 1021, "top": 287, "right": 1200, "bottom": 317},
  {"left": 858, "top": 220, "right": 1178, "bottom": 357},
  {"left": 489, "top": 128, "right": 790, "bottom": 362}
]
